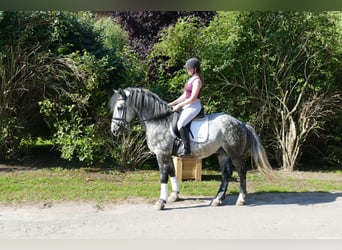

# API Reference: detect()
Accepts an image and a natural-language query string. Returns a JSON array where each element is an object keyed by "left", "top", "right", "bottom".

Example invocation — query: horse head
[{"left": 110, "top": 88, "right": 135, "bottom": 135}]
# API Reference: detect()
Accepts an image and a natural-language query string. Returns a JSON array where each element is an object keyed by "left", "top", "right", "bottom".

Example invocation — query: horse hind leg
[
  {"left": 168, "top": 176, "right": 180, "bottom": 202},
  {"left": 210, "top": 149, "right": 233, "bottom": 207},
  {"left": 233, "top": 157, "right": 247, "bottom": 206}
]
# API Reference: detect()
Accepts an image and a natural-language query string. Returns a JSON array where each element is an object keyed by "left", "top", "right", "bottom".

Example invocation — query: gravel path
[{"left": 1, "top": 192, "right": 341, "bottom": 239}]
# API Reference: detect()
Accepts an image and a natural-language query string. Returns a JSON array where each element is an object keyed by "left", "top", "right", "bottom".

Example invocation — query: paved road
[{"left": 1, "top": 192, "right": 341, "bottom": 239}]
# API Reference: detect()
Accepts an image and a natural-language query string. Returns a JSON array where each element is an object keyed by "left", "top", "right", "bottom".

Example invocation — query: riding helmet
[{"left": 184, "top": 58, "right": 200, "bottom": 69}]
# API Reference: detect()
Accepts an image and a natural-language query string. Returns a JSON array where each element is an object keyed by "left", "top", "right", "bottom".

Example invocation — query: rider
[{"left": 168, "top": 57, "right": 203, "bottom": 157}]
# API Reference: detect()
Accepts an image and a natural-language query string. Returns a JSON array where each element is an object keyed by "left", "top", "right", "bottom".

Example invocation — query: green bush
[
  {"left": 149, "top": 16, "right": 204, "bottom": 98},
  {"left": 0, "top": 11, "right": 148, "bottom": 165},
  {"left": 148, "top": 11, "right": 342, "bottom": 169},
  {"left": 148, "top": 12, "right": 241, "bottom": 113},
  {"left": 108, "top": 122, "right": 154, "bottom": 169},
  {"left": 39, "top": 50, "right": 113, "bottom": 163}
]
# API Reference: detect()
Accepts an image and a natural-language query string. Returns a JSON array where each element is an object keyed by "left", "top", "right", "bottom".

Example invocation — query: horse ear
[{"left": 119, "top": 88, "right": 127, "bottom": 100}]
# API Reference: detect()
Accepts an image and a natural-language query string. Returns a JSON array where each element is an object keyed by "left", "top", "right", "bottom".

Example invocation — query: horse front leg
[
  {"left": 210, "top": 150, "right": 233, "bottom": 207},
  {"left": 167, "top": 157, "right": 180, "bottom": 203},
  {"left": 154, "top": 154, "right": 180, "bottom": 210}
]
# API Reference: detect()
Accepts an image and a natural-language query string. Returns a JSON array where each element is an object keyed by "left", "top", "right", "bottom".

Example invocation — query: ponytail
[{"left": 196, "top": 68, "right": 204, "bottom": 85}]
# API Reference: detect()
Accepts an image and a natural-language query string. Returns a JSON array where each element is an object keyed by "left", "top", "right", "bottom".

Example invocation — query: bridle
[
  {"left": 111, "top": 100, "right": 128, "bottom": 130},
  {"left": 111, "top": 116, "right": 128, "bottom": 127},
  {"left": 138, "top": 110, "right": 175, "bottom": 122}
]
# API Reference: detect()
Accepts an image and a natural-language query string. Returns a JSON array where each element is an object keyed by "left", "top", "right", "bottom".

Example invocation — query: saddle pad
[{"left": 190, "top": 116, "right": 209, "bottom": 143}]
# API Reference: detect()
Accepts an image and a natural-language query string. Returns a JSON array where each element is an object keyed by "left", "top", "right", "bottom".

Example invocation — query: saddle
[
  {"left": 171, "top": 107, "right": 208, "bottom": 156},
  {"left": 171, "top": 107, "right": 206, "bottom": 139}
]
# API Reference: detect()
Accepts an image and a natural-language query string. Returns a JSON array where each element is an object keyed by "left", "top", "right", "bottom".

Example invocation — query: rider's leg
[
  {"left": 178, "top": 126, "right": 191, "bottom": 156},
  {"left": 177, "top": 100, "right": 202, "bottom": 157}
]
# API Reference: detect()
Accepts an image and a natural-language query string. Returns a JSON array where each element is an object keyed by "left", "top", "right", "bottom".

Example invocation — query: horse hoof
[
  {"left": 153, "top": 199, "right": 166, "bottom": 211},
  {"left": 167, "top": 191, "right": 180, "bottom": 202},
  {"left": 235, "top": 200, "right": 246, "bottom": 206},
  {"left": 236, "top": 193, "right": 246, "bottom": 206},
  {"left": 210, "top": 199, "right": 222, "bottom": 207}
]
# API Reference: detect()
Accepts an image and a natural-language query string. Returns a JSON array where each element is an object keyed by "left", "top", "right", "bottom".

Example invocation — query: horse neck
[{"left": 142, "top": 111, "right": 176, "bottom": 145}]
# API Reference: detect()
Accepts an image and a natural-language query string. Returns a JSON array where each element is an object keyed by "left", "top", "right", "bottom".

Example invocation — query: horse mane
[{"left": 126, "top": 88, "right": 174, "bottom": 120}]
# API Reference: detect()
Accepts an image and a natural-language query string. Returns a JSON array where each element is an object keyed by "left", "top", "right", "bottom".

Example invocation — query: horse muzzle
[{"left": 111, "top": 119, "right": 127, "bottom": 135}]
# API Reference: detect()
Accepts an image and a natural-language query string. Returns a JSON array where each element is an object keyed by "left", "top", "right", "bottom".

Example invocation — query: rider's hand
[{"left": 173, "top": 104, "right": 181, "bottom": 112}]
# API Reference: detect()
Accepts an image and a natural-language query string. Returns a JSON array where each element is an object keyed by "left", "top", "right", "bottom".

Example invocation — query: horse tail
[{"left": 245, "top": 124, "right": 277, "bottom": 180}]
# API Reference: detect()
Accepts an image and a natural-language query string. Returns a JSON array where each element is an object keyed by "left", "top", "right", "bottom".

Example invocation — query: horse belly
[{"left": 191, "top": 129, "right": 224, "bottom": 158}]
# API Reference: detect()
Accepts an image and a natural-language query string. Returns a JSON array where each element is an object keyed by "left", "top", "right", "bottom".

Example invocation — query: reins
[
  {"left": 112, "top": 107, "right": 175, "bottom": 127},
  {"left": 138, "top": 110, "right": 175, "bottom": 123}
]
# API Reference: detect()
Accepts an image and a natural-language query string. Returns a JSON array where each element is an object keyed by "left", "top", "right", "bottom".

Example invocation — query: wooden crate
[{"left": 172, "top": 156, "right": 202, "bottom": 182}]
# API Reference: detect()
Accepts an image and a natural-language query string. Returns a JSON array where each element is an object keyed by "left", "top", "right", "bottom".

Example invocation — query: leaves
[
  {"left": 149, "top": 11, "right": 342, "bottom": 170},
  {"left": 0, "top": 11, "right": 138, "bottom": 164},
  {"left": 1, "top": 10, "right": 341, "bottom": 169}
]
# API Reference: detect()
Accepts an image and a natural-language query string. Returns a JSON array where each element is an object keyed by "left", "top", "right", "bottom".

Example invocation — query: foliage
[
  {"left": 38, "top": 45, "right": 119, "bottom": 163},
  {"left": 149, "top": 16, "right": 205, "bottom": 99},
  {"left": 149, "top": 12, "right": 240, "bottom": 112},
  {"left": 220, "top": 12, "right": 342, "bottom": 170},
  {"left": 93, "top": 16, "right": 146, "bottom": 87},
  {"left": 111, "top": 11, "right": 215, "bottom": 89},
  {"left": 0, "top": 44, "right": 61, "bottom": 159},
  {"left": 149, "top": 11, "right": 342, "bottom": 170},
  {"left": 38, "top": 12, "right": 150, "bottom": 165},
  {"left": 111, "top": 11, "right": 215, "bottom": 59},
  {"left": 94, "top": 16, "right": 128, "bottom": 52},
  {"left": 1, "top": 10, "right": 342, "bottom": 171},
  {"left": 108, "top": 122, "right": 154, "bottom": 169},
  {"left": 0, "top": 11, "right": 146, "bottom": 165}
]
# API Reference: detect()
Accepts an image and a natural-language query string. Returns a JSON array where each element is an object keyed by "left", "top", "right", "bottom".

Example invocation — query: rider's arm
[
  {"left": 168, "top": 92, "right": 186, "bottom": 106},
  {"left": 172, "top": 79, "right": 201, "bottom": 111}
]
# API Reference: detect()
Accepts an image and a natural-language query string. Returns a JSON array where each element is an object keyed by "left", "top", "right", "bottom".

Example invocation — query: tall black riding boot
[{"left": 178, "top": 126, "right": 191, "bottom": 157}]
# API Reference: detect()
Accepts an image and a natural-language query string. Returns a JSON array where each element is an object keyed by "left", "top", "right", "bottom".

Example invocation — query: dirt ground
[{"left": 1, "top": 191, "right": 342, "bottom": 239}]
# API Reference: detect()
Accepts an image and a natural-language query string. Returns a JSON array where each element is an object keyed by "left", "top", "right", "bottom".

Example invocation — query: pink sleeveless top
[{"left": 185, "top": 76, "right": 201, "bottom": 99}]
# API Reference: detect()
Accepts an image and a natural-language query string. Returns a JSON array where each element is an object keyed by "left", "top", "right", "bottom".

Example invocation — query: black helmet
[{"left": 184, "top": 58, "right": 200, "bottom": 69}]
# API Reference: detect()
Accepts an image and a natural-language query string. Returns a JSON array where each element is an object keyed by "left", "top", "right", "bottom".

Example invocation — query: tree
[
  {"left": 148, "top": 12, "right": 243, "bottom": 113},
  {"left": 0, "top": 11, "right": 132, "bottom": 163},
  {"left": 110, "top": 11, "right": 215, "bottom": 59},
  {"left": 149, "top": 11, "right": 342, "bottom": 170},
  {"left": 0, "top": 45, "right": 58, "bottom": 158},
  {"left": 220, "top": 12, "right": 342, "bottom": 170}
]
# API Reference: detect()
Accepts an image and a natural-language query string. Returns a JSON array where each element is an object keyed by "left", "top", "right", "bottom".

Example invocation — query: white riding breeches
[{"left": 177, "top": 99, "right": 202, "bottom": 130}]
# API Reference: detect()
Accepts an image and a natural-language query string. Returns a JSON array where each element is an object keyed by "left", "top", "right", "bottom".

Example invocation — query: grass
[
  {"left": 0, "top": 167, "right": 342, "bottom": 205},
  {"left": 0, "top": 168, "right": 160, "bottom": 204}
]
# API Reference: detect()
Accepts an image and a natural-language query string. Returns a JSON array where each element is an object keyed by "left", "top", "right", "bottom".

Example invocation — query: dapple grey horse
[{"left": 110, "top": 88, "right": 274, "bottom": 210}]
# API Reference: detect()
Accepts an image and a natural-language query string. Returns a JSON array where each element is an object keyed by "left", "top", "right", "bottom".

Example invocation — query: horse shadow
[
  {"left": 224, "top": 191, "right": 342, "bottom": 206},
  {"left": 166, "top": 191, "right": 342, "bottom": 210}
]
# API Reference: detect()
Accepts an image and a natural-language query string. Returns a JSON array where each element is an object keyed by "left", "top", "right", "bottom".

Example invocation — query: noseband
[
  {"left": 112, "top": 116, "right": 128, "bottom": 127},
  {"left": 111, "top": 101, "right": 128, "bottom": 130}
]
